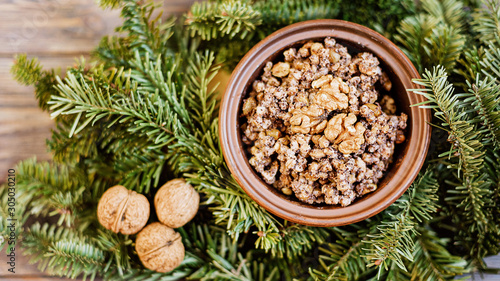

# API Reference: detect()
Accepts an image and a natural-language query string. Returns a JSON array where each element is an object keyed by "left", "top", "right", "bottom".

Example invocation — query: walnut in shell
[
  {"left": 97, "top": 185, "right": 150, "bottom": 235},
  {"left": 154, "top": 179, "right": 199, "bottom": 228},
  {"left": 136, "top": 222, "right": 185, "bottom": 273}
]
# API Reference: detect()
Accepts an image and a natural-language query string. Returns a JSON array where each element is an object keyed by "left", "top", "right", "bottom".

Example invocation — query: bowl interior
[
  {"left": 220, "top": 19, "right": 430, "bottom": 226},
  {"left": 236, "top": 38, "right": 411, "bottom": 209}
]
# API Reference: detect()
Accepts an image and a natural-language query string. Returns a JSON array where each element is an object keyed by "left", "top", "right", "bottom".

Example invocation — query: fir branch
[
  {"left": 462, "top": 77, "right": 500, "bottom": 149},
  {"left": 424, "top": 23, "right": 465, "bottom": 72},
  {"left": 127, "top": 51, "right": 190, "bottom": 134},
  {"left": 333, "top": 0, "right": 414, "bottom": 38},
  {"left": 310, "top": 229, "right": 369, "bottom": 281},
  {"left": 96, "top": 0, "right": 120, "bottom": 9},
  {"left": 46, "top": 239, "right": 105, "bottom": 280},
  {"left": 412, "top": 67, "right": 484, "bottom": 178},
  {"left": 22, "top": 222, "right": 107, "bottom": 281},
  {"left": 94, "top": 230, "right": 134, "bottom": 278},
  {"left": 395, "top": 14, "right": 440, "bottom": 73},
  {"left": 48, "top": 63, "right": 176, "bottom": 150},
  {"left": 363, "top": 168, "right": 439, "bottom": 274},
  {"left": 48, "top": 118, "right": 101, "bottom": 163},
  {"left": 421, "top": 0, "right": 466, "bottom": 31},
  {"left": 114, "top": 148, "right": 167, "bottom": 194},
  {"left": 412, "top": 66, "right": 499, "bottom": 267},
  {"left": 184, "top": 50, "right": 221, "bottom": 134},
  {"left": 254, "top": 0, "right": 339, "bottom": 32},
  {"left": 413, "top": 67, "right": 488, "bottom": 220},
  {"left": 94, "top": 0, "right": 177, "bottom": 68},
  {"left": 408, "top": 227, "right": 469, "bottom": 280},
  {"left": 365, "top": 219, "right": 414, "bottom": 275},
  {"left": 11, "top": 54, "right": 60, "bottom": 111},
  {"left": 472, "top": 0, "right": 500, "bottom": 44},
  {"left": 480, "top": 40, "right": 500, "bottom": 81},
  {"left": 119, "top": 0, "right": 176, "bottom": 59},
  {"left": 395, "top": 0, "right": 466, "bottom": 73},
  {"left": 94, "top": 36, "right": 135, "bottom": 69},
  {"left": 11, "top": 54, "right": 42, "bottom": 85},
  {"left": 46, "top": 186, "right": 86, "bottom": 228},
  {"left": 270, "top": 223, "right": 330, "bottom": 259},
  {"left": 15, "top": 158, "right": 88, "bottom": 220},
  {"left": 383, "top": 261, "right": 411, "bottom": 281},
  {"left": 13, "top": 158, "right": 105, "bottom": 235},
  {"left": 0, "top": 184, "right": 32, "bottom": 253},
  {"left": 21, "top": 223, "right": 79, "bottom": 273},
  {"left": 456, "top": 47, "right": 485, "bottom": 84},
  {"left": 186, "top": 1, "right": 261, "bottom": 41}
]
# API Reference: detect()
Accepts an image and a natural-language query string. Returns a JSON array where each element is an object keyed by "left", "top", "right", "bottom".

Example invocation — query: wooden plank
[
  {"left": 0, "top": 0, "right": 195, "bottom": 56},
  {"left": 0, "top": 56, "right": 79, "bottom": 178},
  {"left": 0, "top": 0, "right": 122, "bottom": 55}
]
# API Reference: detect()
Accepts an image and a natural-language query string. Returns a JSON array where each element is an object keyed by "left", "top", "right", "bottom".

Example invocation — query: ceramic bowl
[{"left": 219, "top": 19, "right": 431, "bottom": 227}]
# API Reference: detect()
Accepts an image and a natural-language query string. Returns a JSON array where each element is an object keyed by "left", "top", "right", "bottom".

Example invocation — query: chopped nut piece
[
  {"left": 360, "top": 183, "right": 377, "bottom": 195},
  {"left": 313, "top": 83, "right": 349, "bottom": 111},
  {"left": 365, "top": 103, "right": 382, "bottom": 117},
  {"left": 318, "top": 135, "right": 330, "bottom": 148},
  {"left": 395, "top": 130, "right": 406, "bottom": 144},
  {"left": 242, "top": 97, "right": 256, "bottom": 116},
  {"left": 266, "top": 129, "right": 282, "bottom": 139},
  {"left": 311, "top": 75, "right": 333, "bottom": 88},
  {"left": 380, "top": 72, "right": 392, "bottom": 91},
  {"left": 380, "top": 95, "right": 396, "bottom": 115},
  {"left": 324, "top": 113, "right": 346, "bottom": 142},
  {"left": 310, "top": 42, "right": 324, "bottom": 54},
  {"left": 324, "top": 113, "right": 366, "bottom": 154},
  {"left": 311, "top": 119, "right": 327, "bottom": 134},
  {"left": 282, "top": 187, "right": 293, "bottom": 195},
  {"left": 289, "top": 105, "right": 326, "bottom": 134},
  {"left": 329, "top": 50, "right": 341, "bottom": 63},
  {"left": 272, "top": 62, "right": 290, "bottom": 77}
]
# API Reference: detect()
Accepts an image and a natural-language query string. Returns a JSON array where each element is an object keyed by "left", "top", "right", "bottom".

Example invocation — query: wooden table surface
[{"left": 0, "top": 0, "right": 498, "bottom": 280}]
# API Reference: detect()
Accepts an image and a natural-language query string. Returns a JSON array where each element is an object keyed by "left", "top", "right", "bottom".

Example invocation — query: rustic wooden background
[{"left": 0, "top": 0, "right": 498, "bottom": 280}]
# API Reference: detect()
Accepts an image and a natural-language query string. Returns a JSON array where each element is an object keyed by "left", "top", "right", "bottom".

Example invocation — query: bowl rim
[{"left": 219, "top": 19, "right": 431, "bottom": 227}]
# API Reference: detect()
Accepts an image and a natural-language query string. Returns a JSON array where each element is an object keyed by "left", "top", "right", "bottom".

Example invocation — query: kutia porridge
[{"left": 240, "top": 37, "right": 407, "bottom": 207}]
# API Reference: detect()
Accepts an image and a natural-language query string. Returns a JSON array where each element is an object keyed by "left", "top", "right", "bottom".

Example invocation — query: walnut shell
[
  {"left": 136, "top": 222, "right": 185, "bottom": 273},
  {"left": 97, "top": 185, "right": 150, "bottom": 235},
  {"left": 154, "top": 179, "right": 199, "bottom": 228}
]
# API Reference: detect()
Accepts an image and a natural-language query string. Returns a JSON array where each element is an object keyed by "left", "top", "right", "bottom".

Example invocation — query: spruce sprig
[
  {"left": 408, "top": 227, "right": 469, "bottom": 280},
  {"left": 481, "top": 40, "right": 500, "bottom": 81},
  {"left": 472, "top": 0, "right": 500, "bottom": 44},
  {"left": 309, "top": 228, "right": 369, "bottom": 281},
  {"left": 363, "top": 168, "right": 440, "bottom": 275},
  {"left": 186, "top": 1, "right": 261, "bottom": 40},
  {"left": 23, "top": 223, "right": 105, "bottom": 281},
  {"left": 412, "top": 66, "right": 499, "bottom": 268},
  {"left": 462, "top": 77, "right": 500, "bottom": 149},
  {"left": 10, "top": 54, "right": 59, "bottom": 111},
  {"left": 421, "top": 0, "right": 465, "bottom": 30},
  {"left": 413, "top": 67, "right": 484, "bottom": 179},
  {"left": 395, "top": 0, "right": 466, "bottom": 72}
]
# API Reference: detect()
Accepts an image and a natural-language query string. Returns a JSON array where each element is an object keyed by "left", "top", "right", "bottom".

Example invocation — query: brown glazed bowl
[{"left": 219, "top": 19, "right": 431, "bottom": 227}]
